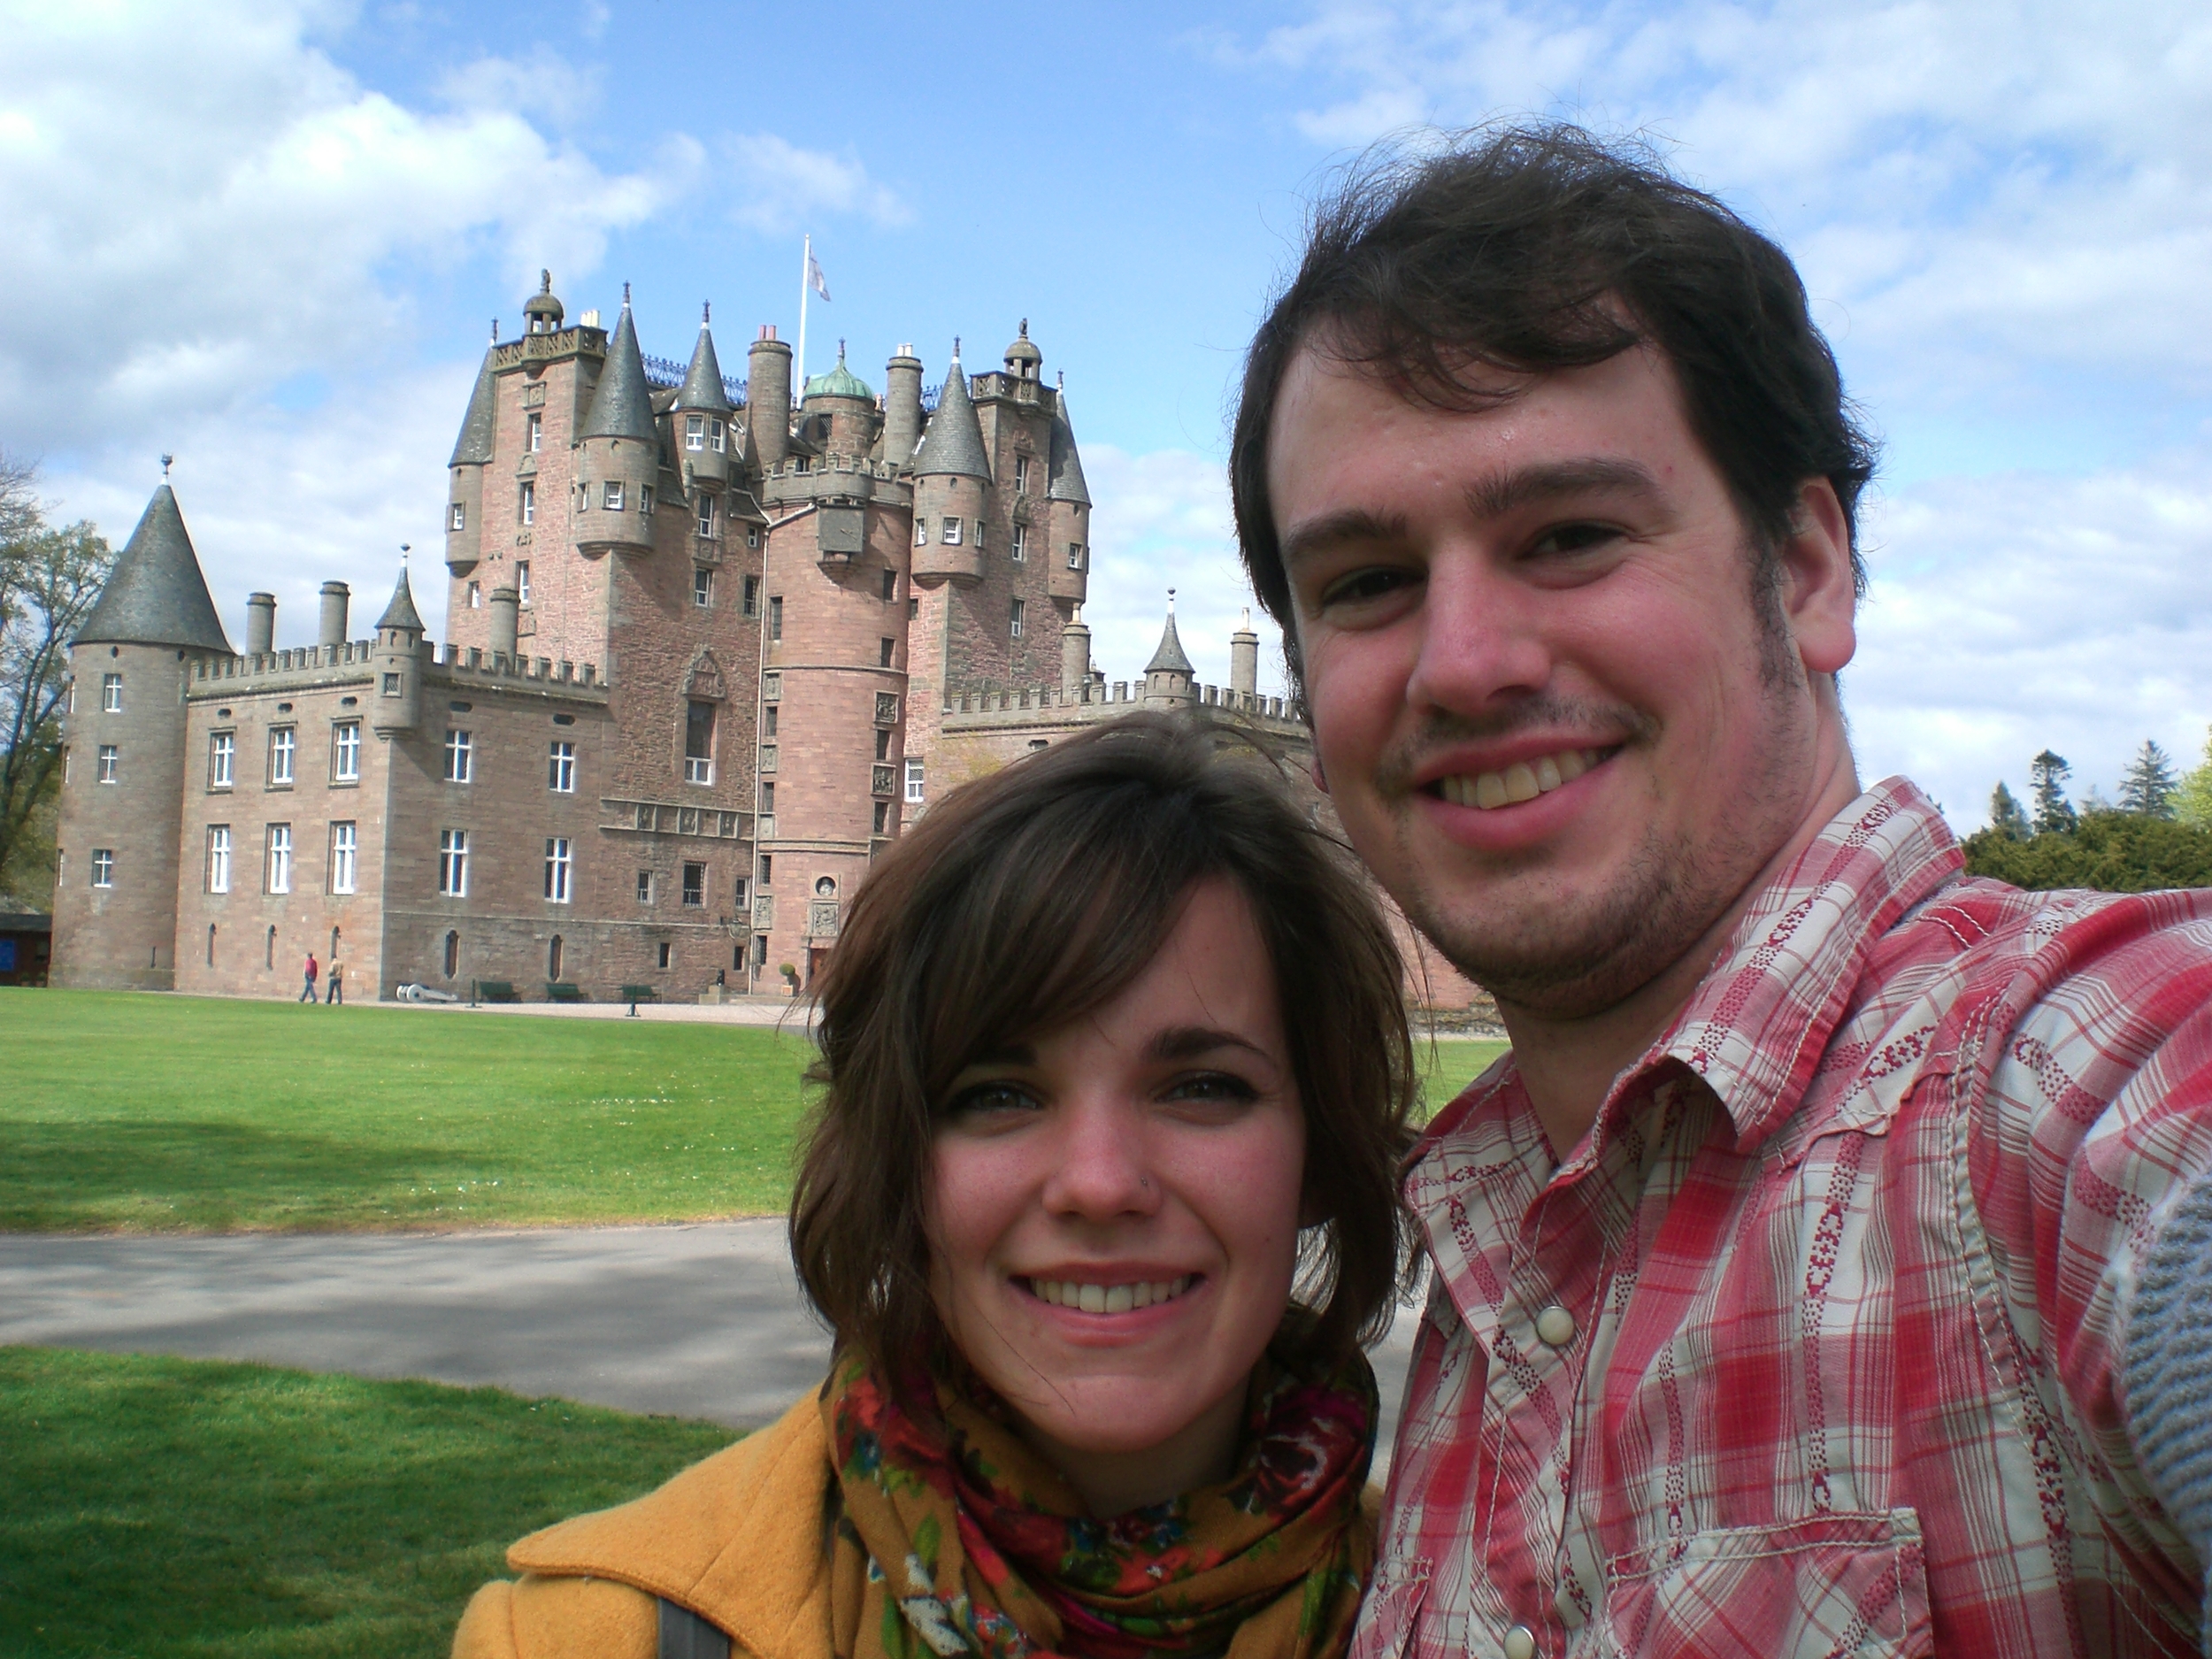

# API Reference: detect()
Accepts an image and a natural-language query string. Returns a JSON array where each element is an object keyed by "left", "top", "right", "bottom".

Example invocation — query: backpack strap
[{"left": 657, "top": 1598, "right": 732, "bottom": 1659}]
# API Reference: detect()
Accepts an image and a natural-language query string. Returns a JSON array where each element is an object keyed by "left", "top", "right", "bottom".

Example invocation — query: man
[
  {"left": 1233, "top": 126, "right": 2212, "bottom": 1655},
  {"left": 298, "top": 951, "right": 319, "bottom": 1004},
  {"left": 325, "top": 960, "right": 343, "bottom": 1005}
]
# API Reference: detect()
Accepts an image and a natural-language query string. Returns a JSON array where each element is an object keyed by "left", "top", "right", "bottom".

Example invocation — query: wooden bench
[
  {"left": 543, "top": 981, "right": 586, "bottom": 1003},
  {"left": 618, "top": 984, "right": 658, "bottom": 1018},
  {"left": 475, "top": 980, "right": 519, "bottom": 1003}
]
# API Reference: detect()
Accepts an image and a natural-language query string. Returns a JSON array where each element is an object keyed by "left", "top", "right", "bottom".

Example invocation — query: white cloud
[{"left": 718, "top": 134, "right": 912, "bottom": 235}]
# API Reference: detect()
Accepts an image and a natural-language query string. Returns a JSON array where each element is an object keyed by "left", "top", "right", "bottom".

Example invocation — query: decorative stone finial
[
  {"left": 1019, "top": 318, "right": 1029, "bottom": 338},
  {"left": 490, "top": 318, "right": 499, "bottom": 342},
  {"left": 622, "top": 280, "right": 632, "bottom": 307},
  {"left": 1167, "top": 588, "right": 1177, "bottom": 611},
  {"left": 159, "top": 452, "right": 173, "bottom": 480},
  {"left": 400, "top": 542, "right": 411, "bottom": 565},
  {"left": 540, "top": 269, "right": 552, "bottom": 294},
  {"left": 952, "top": 335, "right": 961, "bottom": 361},
  {"left": 703, "top": 300, "right": 711, "bottom": 325}
]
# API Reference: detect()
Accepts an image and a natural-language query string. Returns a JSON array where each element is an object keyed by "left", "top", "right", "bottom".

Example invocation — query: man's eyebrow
[
  {"left": 1279, "top": 507, "right": 1409, "bottom": 572},
  {"left": 1148, "top": 1025, "right": 1269, "bottom": 1064},
  {"left": 1463, "top": 457, "right": 1662, "bottom": 522}
]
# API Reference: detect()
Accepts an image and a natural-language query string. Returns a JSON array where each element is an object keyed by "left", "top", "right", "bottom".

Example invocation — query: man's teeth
[
  {"left": 1438, "top": 747, "right": 1601, "bottom": 810},
  {"left": 1027, "top": 1276, "right": 1192, "bottom": 1313}
]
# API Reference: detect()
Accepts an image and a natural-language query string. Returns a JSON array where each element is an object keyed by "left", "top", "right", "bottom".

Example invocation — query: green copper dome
[{"left": 803, "top": 344, "right": 873, "bottom": 403}]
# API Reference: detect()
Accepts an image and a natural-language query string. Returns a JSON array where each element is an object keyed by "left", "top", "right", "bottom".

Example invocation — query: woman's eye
[
  {"left": 1163, "top": 1071, "right": 1260, "bottom": 1107},
  {"left": 946, "top": 1082, "right": 1041, "bottom": 1118}
]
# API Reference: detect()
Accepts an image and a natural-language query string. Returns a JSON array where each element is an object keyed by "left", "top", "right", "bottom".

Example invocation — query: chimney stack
[
  {"left": 245, "top": 592, "right": 276, "bottom": 656},
  {"left": 488, "top": 586, "right": 519, "bottom": 660},
  {"left": 747, "top": 324, "right": 792, "bottom": 472},
  {"left": 318, "top": 581, "right": 350, "bottom": 649},
  {"left": 884, "top": 343, "right": 924, "bottom": 469}
]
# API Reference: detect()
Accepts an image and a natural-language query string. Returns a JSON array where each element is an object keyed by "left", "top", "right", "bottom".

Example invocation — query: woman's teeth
[
  {"left": 1027, "top": 1276, "right": 1192, "bottom": 1313},
  {"left": 1437, "top": 746, "right": 1601, "bottom": 810}
]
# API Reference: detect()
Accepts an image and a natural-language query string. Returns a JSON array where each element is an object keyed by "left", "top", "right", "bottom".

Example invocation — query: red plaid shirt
[{"left": 1358, "top": 780, "right": 2212, "bottom": 1659}]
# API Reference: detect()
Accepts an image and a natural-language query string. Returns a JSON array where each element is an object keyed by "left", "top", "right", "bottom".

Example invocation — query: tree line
[
  {"left": 1965, "top": 739, "right": 2212, "bottom": 891},
  {"left": 0, "top": 450, "right": 115, "bottom": 910}
]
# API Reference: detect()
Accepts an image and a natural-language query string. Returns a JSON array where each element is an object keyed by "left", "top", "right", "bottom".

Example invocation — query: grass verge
[{"left": 0, "top": 1345, "right": 734, "bottom": 1659}]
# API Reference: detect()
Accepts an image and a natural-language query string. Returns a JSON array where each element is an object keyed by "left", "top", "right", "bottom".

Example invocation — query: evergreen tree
[
  {"left": 2119, "top": 740, "right": 2180, "bottom": 818},
  {"left": 2177, "top": 726, "right": 2212, "bottom": 828},
  {"left": 1987, "top": 781, "right": 2032, "bottom": 840},
  {"left": 2029, "top": 749, "right": 2078, "bottom": 835}
]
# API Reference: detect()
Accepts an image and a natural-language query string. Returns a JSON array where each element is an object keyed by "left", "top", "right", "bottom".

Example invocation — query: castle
[{"left": 49, "top": 277, "right": 1326, "bottom": 1002}]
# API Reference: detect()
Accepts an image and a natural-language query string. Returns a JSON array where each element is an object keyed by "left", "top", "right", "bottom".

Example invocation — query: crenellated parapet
[
  {"left": 187, "top": 638, "right": 609, "bottom": 699},
  {"left": 941, "top": 679, "right": 1300, "bottom": 730}
]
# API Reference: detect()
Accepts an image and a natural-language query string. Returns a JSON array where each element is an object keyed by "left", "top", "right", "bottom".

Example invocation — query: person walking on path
[
  {"left": 1233, "top": 122, "right": 2212, "bottom": 1656},
  {"left": 297, "top": 952, "right": 318, "bottom": 1003},
  {"left": 324, "top": 962, "right": 342, "bottom": 1005}
]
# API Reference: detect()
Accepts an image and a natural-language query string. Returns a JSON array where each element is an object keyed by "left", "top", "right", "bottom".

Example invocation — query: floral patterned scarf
[{"left": 822, "top": 1338, "right": 1378, "bottom": 1659}]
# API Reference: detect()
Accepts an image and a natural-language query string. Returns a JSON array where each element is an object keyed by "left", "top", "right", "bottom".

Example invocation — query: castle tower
[
  {"left": 1229, "top": 608, "right": 1261, "bottom": 704},
  {"left": 371, "top": 565, "right": 425, "bottom": 736},
  {"left": 1060, "top": 604, "right": 1091, "bottom": 696},
  {"left": 1141, "top": 595, "right": 1196, "bottom": 709},
  {"left": 910, "top": 344, "right": 989, "bottom": 585},
  {"left": 673, "top": 304, "right": 735, "bottom": 500},
  {"left": 882, "top": 344, "right": 924, "bottom": 468},
  {"left": 445, "top": 325, "right": 498, "bottom": 576},
  {"left": 1045, "top": 381, "right": 1092, "bottom": 611},
  {"left": 800, "top": 342, "right": 878, "bottom": 457},
  {"left": 747, "top": 326, "right": 792, "bottom": 472},
  {"left": 572, "top": 289, "right": 657, "bottom": 558},
  {"left": 50, "top": 477, "right": 232, "bottom": 989}
]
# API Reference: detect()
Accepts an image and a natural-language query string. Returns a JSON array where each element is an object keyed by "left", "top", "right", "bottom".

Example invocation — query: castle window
[
  {"left": 1015, "top": 455, "right": 1032, "bottom": 495},
  {"left": 549, "top": 934, "right": 565, "bottom": 979},
  {"left": 747, "top": 526, "right": 759, "bottom": 548},
  {"left": 904, "top": 759, "right": 925, "bottom": 803},
  {"left": 545, "top": 838, "right": 572, "bottom": 903},
  {"left": 443, "top": 729, "right": 472, "bottom": 783},
  {"left": 1010, "top": 598, "right": 1025, "bottom": 639},
  {"left": 332, "top": 722, "right": 360, "bottom": 782},
  {"left": 762, "top": 705, "right": 778, "bottom": 737},
  {"left": 875, "top": 728, "right": 892, "bottom": 762},
  {"left": 603, "top": 481, "right": 626, "bottom": 511},
  {"left": 658, "top": 941, "right": 673, "bottom": 968},
  {"left": 693, "top": 566, "right": 713, "bottom": 608},
  {"left": 769, "top": 596, "right": 783, "bottom": 641},
  {"left": 265, "top": 824, "right": 293, "bottom": 895},
  {"left": 742, "top": 575, "right": 759, "bottom": 617},
  {"left": 444, "top": 930, "right": 459, "bottom": 977},
  {"left": 382, "top": 672, "right": 402, "bottom": 696},
  {"left": 759, "top": 782, "right": 774, "bottom": 815},
  {"left": 941, "top": 517, "right": 962, "bottom": 546},
  {"left": 330, "top": 822, "right": 357, "bottom": 895},
  {"left": 520, "top": 483, "right": 534, "bottom": 526},
  {"left": 516, "top": 561, "right": 531, "bottom": 605},
  {"left": 696, "top": 494, "right": 717, "bottom": 537},
  {"left": 268, "top": 726, "right": 296, "bottom": 787},
  {"left": 710, "top": 418, "right": 726, "bottom": 454},
  {"left": 449, "top": 503, "right": 465, "bottom": 532},
  {"left": 575, "top": 481, "right": 589, "bottom": 512},
  {"left": 879, "top": 637, "right": 895, "bottom": 667},
  {"left": 874, "top": 692, "right": 897, "bottom": 726},
  {"left": 636, "top": 870, "right": 653, "bottom": 904},
  {"left": 102, "top": 672, "right": 122, "bottom": 712},
  {"left": 974, "top": 521, "right": 986, "bottom": 551},
  {"left": 732, "top": 875, "right": 746, "bottom": 906},
  {"left": 207, "top": 827, "right": 231, "bottom": 894},
  {"left": 910, "top": 597, "right": 918, "bottom": 619},
  {"left": 686, "top": 415, "right": 704, "bottom": 451},
  {"left": 1067, "top": 541, "right": 1085, "bottom": 571},
  {"left": 685, "top": 701, "right": 716, "bottom": 785},
  {"left": 548, "top": 741, "right": 575, "bottom": 793},
  {"left": 758, "top": 853, "right": 772, "bottom": 885},
  {"left": 913, "top": 518, "right": 926, "bottom": 548},
  {"left": 207, "top": 923, "right": 216, "bottom": 966},
  {"left": 438, "top": 829, "right": 468, "bottom": 896},
  {"left": 881, "top": 569, "right": 897, "bottom": 602},
  {"left": 97, "top": 744, "right": 118, "bottom": 783},
  {"left": 1010, "top": 523, "right": 1026, "bottom": 562},
  {"left": 91, "top": 847, "right": 114, "bottom": 887},
  {"left": 467, "top": 581, "right": 482, "bottom": 609},
  {"left": 873, "top": 801, "right": 889, "bottom": 835},
  {"left": 641, "top": 485, "right": 655, "bottom": 515},
  {"left": 527, "top": 413, "right": 542, "bottom": 453},
  {"left": 762, "top": 672, "right": 780, "bottom": 701},
  {"left": 681, "top": 863, "right": 705, "bottom": 907}
]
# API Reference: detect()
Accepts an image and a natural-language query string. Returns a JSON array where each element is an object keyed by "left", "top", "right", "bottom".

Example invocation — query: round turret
[
  {"left": 910, "top": 346, "right": 991, "bottom": 587},
  {"left": 371, "top": 566, "right": 425, "bottom": 736},
  {"left": 801, "top": 341, "right": 878, "bottom": 457},
  {"left": 747, "top": 326, "right": 792, "bottom": 472},
  {"left": 446, "top": 326, "right": 500, "bottom": 574},
  {"left": 572, "top": 296, "right": 658, "bottom": 557},
  {"left": 674, "top": 304, "right": 734, "bottom": 495},
  {"left": 1045, "top": 382, "right": 1092, "bottom": 608},
  {"left": 524, "top": 270, "right": 565, "bottom": 334},
  {"left": 882, "top": 345, "right": 924, "bottom": 469}
]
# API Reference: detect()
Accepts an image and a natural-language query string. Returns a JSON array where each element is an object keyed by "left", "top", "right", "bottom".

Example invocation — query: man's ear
[{"left": 1781, "top": 478, "right": 1857, "bottom": 678}]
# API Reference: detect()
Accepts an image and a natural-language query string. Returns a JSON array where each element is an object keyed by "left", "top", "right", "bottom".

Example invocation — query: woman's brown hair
[{"left": 789, "top": 710, "right": 1418, "bottom": 1377}]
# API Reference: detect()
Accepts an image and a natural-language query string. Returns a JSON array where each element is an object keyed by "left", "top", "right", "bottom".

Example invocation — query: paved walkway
[{"left": 0, "top": 1222, "right": 1421, "bottom": 1463}]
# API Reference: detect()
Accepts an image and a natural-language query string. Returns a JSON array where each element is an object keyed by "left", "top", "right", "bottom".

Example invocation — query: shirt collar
[{"left": 1637, "top": 776, "right": 1963, "bottom": 1152}]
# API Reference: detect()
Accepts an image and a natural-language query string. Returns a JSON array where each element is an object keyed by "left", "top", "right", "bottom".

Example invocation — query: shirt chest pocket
[{"left": 1601, "top": 1509, "right": 1932, "bottom": 1658}]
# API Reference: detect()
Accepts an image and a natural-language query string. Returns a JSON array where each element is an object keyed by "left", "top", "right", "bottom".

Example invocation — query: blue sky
[{"left": 4, "top": 0, "right": 2210, "bottom": 826}]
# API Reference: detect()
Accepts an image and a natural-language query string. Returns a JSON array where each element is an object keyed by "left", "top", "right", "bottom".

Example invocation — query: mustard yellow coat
[{"left": 452, "top": 1394, "right": 834, "bottom": 1659}]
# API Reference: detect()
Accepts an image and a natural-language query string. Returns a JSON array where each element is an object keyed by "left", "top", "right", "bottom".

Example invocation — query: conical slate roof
[
  {"left": 580, "top": 303, "right": 658, "bottom": 442},
  {"left": 909, "top": 352, "right": 989, "bottom": 480},
  {"left": 376, "top": 567, "right": 424, "bottom": 633},
  {"left": 675, "top": 312, "right": 733, "bottom": 414},
  {"left": 76, "top": 484, "right": 232, "bottom": 652},
  {"left": 1145, "top": 604, "right": 1194, "bottom": 676},
  {"left": 1047, "top": 388, "right": 1091, "bottom": 506},
  {"left": 449, "top": 345, "right": 499, "bottom": 466}
]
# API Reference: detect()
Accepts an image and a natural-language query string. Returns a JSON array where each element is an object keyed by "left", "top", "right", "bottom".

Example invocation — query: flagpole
[{"left": 795, "top": 233, "right": 810, "bottom": 401}]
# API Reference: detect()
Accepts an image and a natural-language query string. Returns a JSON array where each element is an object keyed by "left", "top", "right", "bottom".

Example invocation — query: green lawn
[
  {"left": 0, "top": 990, "right": 818, "bottom": 1231},
  {"left": 0, "top": 990, "right": 1506, "bottom": 1232},
  {"left": 0, "top": 1346, "right": 734, "bottom": 1659}
]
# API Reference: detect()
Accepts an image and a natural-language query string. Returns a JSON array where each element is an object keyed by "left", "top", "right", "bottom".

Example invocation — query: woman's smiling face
[{"left": 926, "top": 878, "right": 1307, "bottom": 1513}]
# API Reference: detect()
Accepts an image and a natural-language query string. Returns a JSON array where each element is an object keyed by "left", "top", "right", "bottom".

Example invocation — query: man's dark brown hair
[
  {"left": 1230, "top": 123, "right": 1878, "bottom": 694},
  {"left": 789, "top": 711, "right": 1418, "bottom": 1376}
]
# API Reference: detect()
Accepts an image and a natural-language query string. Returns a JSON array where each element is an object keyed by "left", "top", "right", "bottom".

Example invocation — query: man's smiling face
[{"left": 1266, "top": 340, "right": 1856, "bottom": 1018}]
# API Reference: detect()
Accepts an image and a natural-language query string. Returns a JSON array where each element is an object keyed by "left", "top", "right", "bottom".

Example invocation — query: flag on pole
[{"left": 806, "top": 246, "right": 831, "bottom": 303}]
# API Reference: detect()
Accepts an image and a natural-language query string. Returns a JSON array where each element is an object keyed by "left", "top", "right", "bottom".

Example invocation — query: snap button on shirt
[
  {"left": 1533, "top": 1304, "right": 1576, "bottom": 1348},
  {"left": 1503, "top": 1624, "right": 1537, "bottom": 1659}
]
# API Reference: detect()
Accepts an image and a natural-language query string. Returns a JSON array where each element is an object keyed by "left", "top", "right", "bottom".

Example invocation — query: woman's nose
[{"left": 1040, "top": 1099, "right": 1161, "bottom": 1220}]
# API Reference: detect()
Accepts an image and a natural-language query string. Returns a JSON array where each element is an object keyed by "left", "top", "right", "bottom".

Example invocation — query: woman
[{"left": 453, "top": 712, "right": 1418, "bottom": 1659}]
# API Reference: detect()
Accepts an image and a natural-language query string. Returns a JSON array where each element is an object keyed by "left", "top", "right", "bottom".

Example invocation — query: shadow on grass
[
  {"left": 0, "top": 1120, "right": 473, "bottom": 1232},
  {"left": 1, "top": 1346, "right": 733, "bottom": 1658}
]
